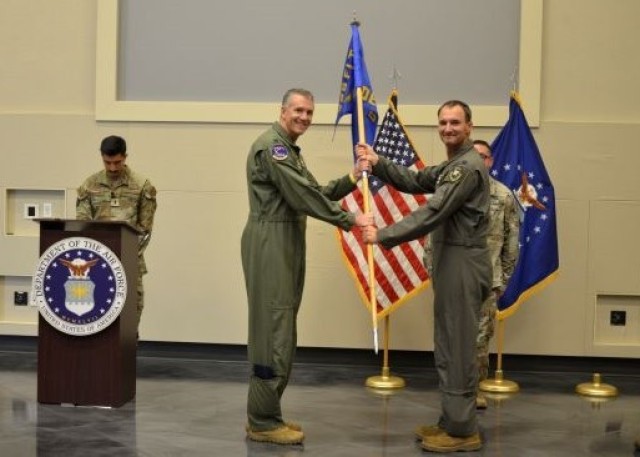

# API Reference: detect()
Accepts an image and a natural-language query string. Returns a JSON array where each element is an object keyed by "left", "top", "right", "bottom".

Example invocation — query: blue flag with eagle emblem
[{"left": 490, "top": 92, "right": 559, "bottom": 319}]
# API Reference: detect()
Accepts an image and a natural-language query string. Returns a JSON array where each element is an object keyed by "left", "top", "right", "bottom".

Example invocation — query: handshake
[{"left": 353, "top": 143, "right": 380, "bottom": 244}]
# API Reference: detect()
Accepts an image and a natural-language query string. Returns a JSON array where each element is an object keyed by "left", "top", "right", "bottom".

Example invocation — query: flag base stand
[
  {"left": 365, "top": 367, "right": 405, "bottom": 390},
  {"left": 575, "top": 373, "right": 618, "bottom": 398},
  {"left": 479, "top": 369, "right": 519, "bottom": 393},
  {"left": 480, "top": 320, "right": 518, "bottom": 394},
  {"left": 365, "top": 316, "right": 405, "bottom": 390},
  {"left": 483, "top": 391, "right": 517, "bottom": 404}
]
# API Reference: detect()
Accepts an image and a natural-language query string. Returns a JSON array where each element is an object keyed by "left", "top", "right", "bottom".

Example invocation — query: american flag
[{"left": 338, "top": 91, "right": 430, "bottom": 317}]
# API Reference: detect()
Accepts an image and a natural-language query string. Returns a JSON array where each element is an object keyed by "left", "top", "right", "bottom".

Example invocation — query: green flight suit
[
  {"left": 425, "top": 176, "right": 521, "bottom": 383},
  {"left": 241, "top": 122, "right": 357, "bottom": 431},
  {"left": 372, "top": 140, "right": 491, "bottom": 437}
]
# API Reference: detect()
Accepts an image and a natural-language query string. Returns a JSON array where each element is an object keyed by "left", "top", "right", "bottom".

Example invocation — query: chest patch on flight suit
[
  {"left": 441, "top": 166, "right": 466, "bottom": 184},
  {"left": 271, "top": 144, "right": 289, "bottom": 161}
]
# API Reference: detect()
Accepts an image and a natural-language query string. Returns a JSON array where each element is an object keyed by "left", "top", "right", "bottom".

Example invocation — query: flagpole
[
  {"left": 479, "top": 315, "right": 519, "bottom": 393},
  {"left": 355, "top": 84, "right": 379, "bottom": 354},
  {"left": 366, "top": 314, "right": 406, "bottom": 389},
  {"left": 335, "top": 16, "right": 380, "bottom": 353},
  {"left": 366, "top": 87, "right": 405, "bottom": 389}
]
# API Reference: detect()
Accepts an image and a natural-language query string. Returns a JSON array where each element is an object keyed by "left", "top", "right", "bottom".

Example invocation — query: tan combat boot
[
  {"left": 414, "top": 424, "right": 445, "bottom": 441},
  {"left": 245, "top": 421, "right": 302, "bottom": 432},
  {"left": 421, "top": 432, "right": 482, "bottom": 453},
  {"left": 284, "top": 421, "right": 302, "bottom": 431},
  {"left": 246, "top": 425, "right": 304, "bottom": 445}
]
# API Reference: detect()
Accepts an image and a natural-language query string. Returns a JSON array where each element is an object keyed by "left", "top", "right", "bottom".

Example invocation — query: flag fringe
[
  {"left": 497, "top": 269, "right": 559, "bottom": 321},
  {"left": 334, "top": 229, "right": 430, "bottom": 319},
  {"left": 335, "top": 88, "right": 431, "bottom": 320}
]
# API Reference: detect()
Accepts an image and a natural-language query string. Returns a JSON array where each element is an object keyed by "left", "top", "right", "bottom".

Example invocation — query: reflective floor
[{"left": 1, "top": 346, "right": 640, "bottom": 457}]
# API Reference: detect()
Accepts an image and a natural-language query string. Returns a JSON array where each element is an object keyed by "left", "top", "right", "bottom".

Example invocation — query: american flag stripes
[{"left": 338, "top": 92, "right": 430, "bottom": 317}]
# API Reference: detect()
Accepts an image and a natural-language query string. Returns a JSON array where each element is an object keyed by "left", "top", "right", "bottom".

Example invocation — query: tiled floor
[{"left": 1, "top": 347, "right": 639, "bottom": 456}]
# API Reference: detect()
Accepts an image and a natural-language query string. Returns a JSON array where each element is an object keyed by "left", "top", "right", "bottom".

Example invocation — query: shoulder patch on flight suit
[
  {"left": 441, "top": 166, "right": 467, "bottom": 184},
  {"left": 271, "top": 144, "right": 289, "bottom": 161}
]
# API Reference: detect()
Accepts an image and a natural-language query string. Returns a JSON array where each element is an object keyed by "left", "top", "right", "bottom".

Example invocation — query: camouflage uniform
[
  {"left": 241, "top": 122, "right": 357, "bottom": 432},
  {"left": 372, "top": 140, "right": 491, "bottom": 438},
  {"left": 477, "top": 177, "right": 520, "bottom": 382},
  {"left": 76, "top": 166, "right": 157, "bottom": 327}
]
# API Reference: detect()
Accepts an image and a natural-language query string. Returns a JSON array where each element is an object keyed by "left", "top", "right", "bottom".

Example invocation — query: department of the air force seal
[{"left": 31, "top": 237, "right": 127, "bottom": 336}]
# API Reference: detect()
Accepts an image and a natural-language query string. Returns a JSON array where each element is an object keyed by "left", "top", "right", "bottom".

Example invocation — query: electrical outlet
[
  {"left": 42, "top": 202, "right": 52, "bottom": 217},
  {"left": 14, "top": 291, "right": 28, "bottom": 306},
  {"left": 24, "top": 203, "right": 38, "bottom": 219},
  {"left": 610, "top": 310, "right": 626, "bottom": 326}
]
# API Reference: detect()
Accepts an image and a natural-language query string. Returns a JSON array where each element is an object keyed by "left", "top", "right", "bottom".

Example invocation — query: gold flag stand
[
  {"left": 575, "top": 373, "right": 618, "bottom": 398},
  {"left": 479, "top": 317, "right": 519, "bottom": 393},
  {"left": 366, "top": 315, "right": 405, "bottom": 389}
]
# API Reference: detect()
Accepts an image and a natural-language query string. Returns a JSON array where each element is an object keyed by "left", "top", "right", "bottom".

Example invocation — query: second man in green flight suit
[{"left": 359, "top": 100, "right": 492, "bottom": 453}]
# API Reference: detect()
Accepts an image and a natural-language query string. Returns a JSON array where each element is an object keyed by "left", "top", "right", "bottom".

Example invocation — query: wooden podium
[{"left": 36, "top": 219, "right": 139, "bottom": 407}]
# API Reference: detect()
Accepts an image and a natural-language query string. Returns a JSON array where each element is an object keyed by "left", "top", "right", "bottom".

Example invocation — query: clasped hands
[
  {"left": 352, "top": 143, "right": 381, "bottom": 244},
  {"left": 351, "top": 143, "right": 380, "bottom": 180},
  {"left": 354, "top": 213, "right": 377, "bottom": 244}
]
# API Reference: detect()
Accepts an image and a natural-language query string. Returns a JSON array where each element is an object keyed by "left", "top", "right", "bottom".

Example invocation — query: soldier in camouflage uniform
[
  {"left": 360, "top": 101, "right": 491, "bottom": 453},
  {"left": 473, "top": 140, "right": 520, "bottom": 409},
  {"left": 76, "top": 135, "right": 157, "bottom": 331},
  {"left": 241, "top": 89, "right": 371, "bottom": 445}
]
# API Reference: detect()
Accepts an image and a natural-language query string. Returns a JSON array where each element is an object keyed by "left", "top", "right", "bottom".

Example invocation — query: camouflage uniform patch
[
  {"left": 477, "top": 293, "right": 497, "bottom": 382},
  {"left": 477, "top": 177, "right": 520, "bottom": 382}
]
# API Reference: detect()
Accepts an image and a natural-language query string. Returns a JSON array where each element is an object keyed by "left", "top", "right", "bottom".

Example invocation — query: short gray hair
[{"left": 282, "top": 88, "right": 314, "bottom": 107}]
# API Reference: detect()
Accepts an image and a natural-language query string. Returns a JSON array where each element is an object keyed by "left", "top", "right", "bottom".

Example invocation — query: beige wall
[{"left": 1, "top": 0, "right": 639, "bottom": 358}]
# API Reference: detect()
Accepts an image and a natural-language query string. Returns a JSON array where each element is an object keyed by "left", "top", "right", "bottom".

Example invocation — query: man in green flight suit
[
  {"left": 241, "top": 88, "right": 371, "bottom": 445},
  {"left": 423, "top": 139, "right": 521, "bottom": 410},
  {"left": 359, "top": 100, "right": 492, "bottom": 453},
  {"left": 76, "top": 135, "right": 157, "bottom": 332}
]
